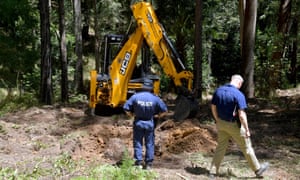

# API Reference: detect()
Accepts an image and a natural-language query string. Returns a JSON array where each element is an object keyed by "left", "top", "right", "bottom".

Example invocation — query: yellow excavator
[{"left": 88, "top": 2, "right": 197, "bottom": 120}]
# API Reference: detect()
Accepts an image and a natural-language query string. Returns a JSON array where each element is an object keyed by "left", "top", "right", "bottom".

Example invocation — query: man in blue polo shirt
[
  {"left": 209, "top": 74, "right": 269, "bottom": 177},
  {"left": 123, "top": 79, "right": 167, "bottom": 170}
]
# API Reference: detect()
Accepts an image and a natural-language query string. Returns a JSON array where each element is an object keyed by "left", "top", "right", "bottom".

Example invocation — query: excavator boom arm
[
  {"left": 131, "top": 2, "right": 193, "bottom": 90},
  {"left": 109, "top": 28, "right": 144, "bottom": 107}
]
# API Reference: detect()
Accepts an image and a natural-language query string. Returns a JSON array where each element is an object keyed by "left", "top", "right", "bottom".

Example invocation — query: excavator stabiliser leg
[{"left": 173, "top": 95, "right": 198, "bottom": 121}]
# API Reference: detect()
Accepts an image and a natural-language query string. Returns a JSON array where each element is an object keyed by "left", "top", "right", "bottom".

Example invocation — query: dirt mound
[
  {"left": 167, "top": 127, "right": 216, "bottom": 154},
  {"left": 156, "top": 120, "right": 217, "bottom": 154},
  {"left": 69, "top": 116, "right": 217, "bottom": 164}
]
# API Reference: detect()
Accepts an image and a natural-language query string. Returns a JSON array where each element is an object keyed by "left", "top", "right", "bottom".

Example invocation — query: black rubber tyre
[{"left": 173, "top": 95, "right": 198, "bottom": 121}]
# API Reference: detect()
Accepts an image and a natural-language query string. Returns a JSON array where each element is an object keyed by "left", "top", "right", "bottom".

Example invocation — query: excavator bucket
[{"left": 173, "top": 95, "right": 198, "bottom": 121}]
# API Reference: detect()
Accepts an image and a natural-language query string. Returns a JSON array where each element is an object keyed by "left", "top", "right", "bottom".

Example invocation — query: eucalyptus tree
[
  {"left": 58, "top": 0, "right": 68, "bottom": 102},
  {"left": 39, "top": 0, "right": 53, "bottom": 104},
  {"left": 239, "top": 0, "right": 258, "bottom": 98},
  {"left": 287, "top": 0, "right": 300, "bottom": 87},
  {"left": 194, "top": 0, "right": 203, "bottom": 99},
  {"left": 74, "top": 0, "right": 84, "bottom": 93}
]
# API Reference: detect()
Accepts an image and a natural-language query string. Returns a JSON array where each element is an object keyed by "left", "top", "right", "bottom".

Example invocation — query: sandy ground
[{"left": 0, "top": 88, "right": 299, "bottom": 179}]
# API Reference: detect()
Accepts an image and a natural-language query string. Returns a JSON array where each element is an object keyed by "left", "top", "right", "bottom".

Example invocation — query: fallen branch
[{"left": 176, "top": 173, "right": 189, "bottom": 180}]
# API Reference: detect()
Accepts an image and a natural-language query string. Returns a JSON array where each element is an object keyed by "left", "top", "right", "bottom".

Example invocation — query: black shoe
[
  {"left": 144, "top": 163, "right": 152, "bottom": 170},
  {"left": 255, "top": 162, "right": 269, "bottom": 177},
  {"left": 134, "top": 160, "right": 143, "bottom": 169},
  {"left": 208, "top": 173, "right": 215, "bottom": 179}
]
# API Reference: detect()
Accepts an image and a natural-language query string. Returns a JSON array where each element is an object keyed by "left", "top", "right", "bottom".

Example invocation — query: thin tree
[
  {"left": 288, "top": 17, "right": 298, "bottom": 87},
  {"left": 239, "top": 0, "right": 257, "bottom": 98},
  {"left": 194, "top": 0, "right": 203, "bottom": 100},
  {"left": 58, "top": 0, "right": 68, "bottom": 102},
  {"left": 269, "top": 0, "right": 292, "bottom": 94},
  {"left": 74, "top": 0, "right": 84, "bottom": 93},
  {"left": 39, "top": 0, "right": 53, "bottom": 104},
  {"left": 93, "top": 0, "right": 101, "bottom": 71}
]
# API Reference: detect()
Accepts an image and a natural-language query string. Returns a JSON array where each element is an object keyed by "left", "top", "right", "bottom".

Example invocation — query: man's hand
[
  {"left": 125, "top": 111, "right": 133, "bottom": 117},
  {"left": 157, "top": 112, "right": 167, "bottom": 119},
  {"left": 245, "top": 129, "right": 251, "bottom": 138},
  {"left": 211, "top": 104, "right": 220, "bottom": 123}
]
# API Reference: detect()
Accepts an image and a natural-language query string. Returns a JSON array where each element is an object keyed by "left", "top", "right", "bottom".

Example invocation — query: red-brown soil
[{"left": 0, "top": 88, "right": 299, "bottom": 179}]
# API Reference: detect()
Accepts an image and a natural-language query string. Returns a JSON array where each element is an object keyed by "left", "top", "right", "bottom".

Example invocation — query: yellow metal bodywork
[
  {"left": 131, "top": 2, "right": 194, "bottom": 89},
  {"left": 89, "top": 2, "right": 193, "bottom": 109}
]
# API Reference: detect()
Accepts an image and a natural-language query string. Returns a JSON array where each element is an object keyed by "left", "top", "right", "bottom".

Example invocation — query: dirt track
[{"left": 0, "top": 89, "right": 299, "bottom": 179}]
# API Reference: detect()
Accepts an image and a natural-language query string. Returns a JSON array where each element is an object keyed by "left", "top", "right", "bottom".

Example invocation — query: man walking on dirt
[
  {"left": 123, "top": 79, "right": 167, "bottom": 170},
  {"left": 209, "top": 74, "right": 269, "bottom": 177}
]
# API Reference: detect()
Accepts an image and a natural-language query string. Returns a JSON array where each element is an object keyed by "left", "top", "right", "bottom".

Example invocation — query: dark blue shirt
[
  {"left": 211, "top": 84, "right": 247, "bottom": 121},
  {"left": 123, "top": 91, "right": 167, "bottom": 130}
]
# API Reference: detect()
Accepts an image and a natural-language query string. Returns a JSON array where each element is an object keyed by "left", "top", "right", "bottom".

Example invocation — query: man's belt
[
  {"left": 221, "top": 118, "right": 236, "bottom": 123},
  {"left": 135, "top": 117, "right": 152, "bottom": 121}
]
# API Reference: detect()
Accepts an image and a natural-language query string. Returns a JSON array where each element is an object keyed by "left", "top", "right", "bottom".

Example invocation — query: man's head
[
  {"left": 230, "top": 74, "right": 244, "bottom": 89},
  {"left": 141, "top": 79, "right": 153, "bottom": 92}
]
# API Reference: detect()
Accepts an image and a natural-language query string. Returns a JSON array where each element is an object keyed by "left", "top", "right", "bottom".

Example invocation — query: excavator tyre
[{"left": 173, "top": 95, "right": 198, "bottom": 121}]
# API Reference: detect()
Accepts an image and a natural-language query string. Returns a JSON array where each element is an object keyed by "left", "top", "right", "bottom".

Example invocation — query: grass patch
[
  {"left": 0, "top": 152, "right": 158, "bottom": 179},
  {"left": 0, "top": 124, "right": 7, "bottom": 134},
  {"left": 75, "top": 151, "right": 158, "bottom": 180},
  {"left": 0, "top": 93, "right": 39, "bottom": 116}
]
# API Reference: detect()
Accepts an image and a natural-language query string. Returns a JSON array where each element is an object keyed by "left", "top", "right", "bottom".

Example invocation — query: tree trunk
[
  {"left": 39, "top": 0, "right": 53, "bottom": 104},
  {"left": 288, "top": 17, "right": 298, "bottom": 87},
  {"left": 59, "top": 0, "right": 68, "bottom": 103},
  {"left": 269, "top": 0, "right": 292, "bottom": 96},
  {"left": 239, "top": 0, "right": 257, "bottom": 98},
  {"left": 194, "top": 0, "right": 203, "bottom": 100},
  {"left": 93, "top": 0, "right": 101, "bottom": 71},
  {"left": 74, "top": 0, "right": 84, "bottom": 93},
  {"left": 239, "top": 0, "right": 245, "bottom": 55}
]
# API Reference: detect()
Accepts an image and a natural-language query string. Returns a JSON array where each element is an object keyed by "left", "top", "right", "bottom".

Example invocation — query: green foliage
[
  {"left": 0, "top": 150, "right": 158, "bottom": 179},
  {"left": 85, "top": 151, "right": 158, "bottom": 180},
  {"left": 0, "top": 0, "right": 298, "bottom": 102},
  {"left": 155, "top": 0, "right": 195, "bottom": 68},
  {"left": 0, "top": 153, "right": 78, "bottom": 179},
  {"left": 159, "top": 74, "right": 171, "bottom": 93},
  {"left": 254, "top": 0, "right": 279, "bottom": 96},
  {"left": 0, "top": 0, "right": 39, "bottom": 77},
  {"left": 0, "top": 162, "right": 48, "bottom": 179},
  {"left": 53, "top": 153, "right": 78, "bottom": 177},
  {"left": 0, "top": 0, "right": 40, "bottom": 101},
  {"left": 0, "top": 124, "right": 7, "bottom": 135},
  {"left": 255, "top": 0, "right": 300, "bottom": 95},
  {"left": 95, "top": 0, "right": 127, "bottom": 35},
  {"left": 0, "top": 93, "right": 39, "bottom": 116},
  {"left": 22, "top": 65, "right": 40, "bottom": 93},
  {"left": 203, "top": 0, "right": 240, "bottom": 84},
  {"left": 210, "top": 29, "right": 241, "bottom": 84}
]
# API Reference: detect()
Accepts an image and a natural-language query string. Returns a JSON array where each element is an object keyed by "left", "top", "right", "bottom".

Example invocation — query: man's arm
[
  {"left": 211, "top": 104, "right": 220, "bottom": 123},
  {"left": 238, "top": 109, "right": 250, "bottom": 137}
]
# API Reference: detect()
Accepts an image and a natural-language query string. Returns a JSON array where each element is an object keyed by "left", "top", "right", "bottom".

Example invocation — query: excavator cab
[{"left": 101, "top": 34, "right": 124, "bottom": 75}]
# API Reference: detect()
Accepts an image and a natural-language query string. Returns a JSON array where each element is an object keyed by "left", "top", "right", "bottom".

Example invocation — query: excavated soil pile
[{"left": 71, "top": 114, "right": 217, "bottom": 164}]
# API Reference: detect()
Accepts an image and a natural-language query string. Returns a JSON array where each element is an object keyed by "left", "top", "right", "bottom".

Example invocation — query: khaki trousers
[{"left": 211, "top": 119, "right": 260, "bottom": 173}]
